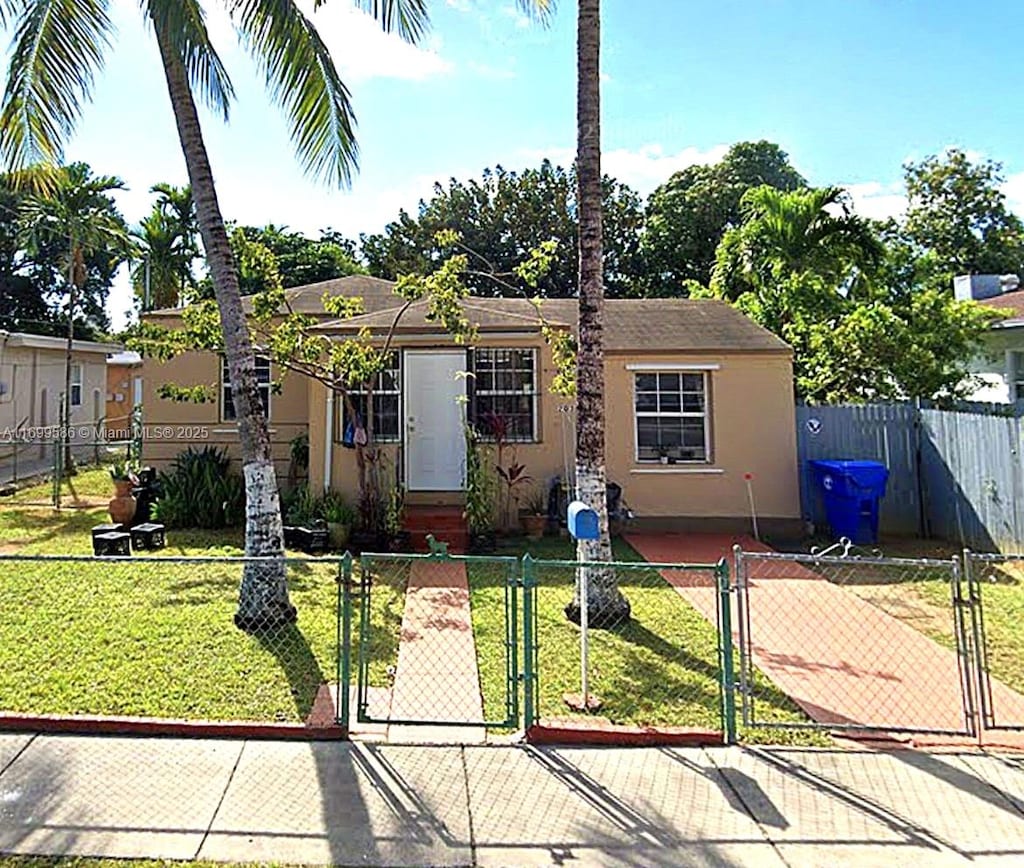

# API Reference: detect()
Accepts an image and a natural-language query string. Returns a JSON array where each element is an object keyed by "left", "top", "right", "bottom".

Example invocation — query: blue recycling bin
[{"left": 809, "top": 459, "right": 889, "bottom": 544}]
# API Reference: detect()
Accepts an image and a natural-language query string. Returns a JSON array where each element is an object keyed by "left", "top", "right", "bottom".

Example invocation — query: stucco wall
[
  {"left": 0, "top": 345, "right": 107, "bottom": 433},
  {"left": 140, "top": 350, "right": 308, "bottom": 481},
  {"left": 604, "top": 352, "right": 799, "bottom": 521},
  {"left": 143, "top": 338, "right": 800, "bottom": 526}
]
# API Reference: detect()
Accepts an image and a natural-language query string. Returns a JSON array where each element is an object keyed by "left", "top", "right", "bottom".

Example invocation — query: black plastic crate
[
  {"left": 94, "top": 531, "right": 131, "bottom": 557},
  {"left": 130, "top": 522, "right": 166, "bottom": 551}
]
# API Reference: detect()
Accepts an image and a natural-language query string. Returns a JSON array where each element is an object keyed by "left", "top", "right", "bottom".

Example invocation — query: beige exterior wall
[
  {"left": 605, "top": 352, "right": 799, "bottom": 521},
  {"left": 142, "top": 334, "right": 799, "bottom": 525},
  {"left": 140, "top": 349, "right": 309, "bottom": 481}
]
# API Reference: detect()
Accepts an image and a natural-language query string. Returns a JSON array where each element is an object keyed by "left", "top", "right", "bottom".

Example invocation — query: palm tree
[
  {"left": 19, "top": 162, "right": 132, "bottom": 473},
  {"left": 711, "top": 185, "right": 883, "bottom": 302},
  {"left": 565, "top": 0, "right": 630, "bottom": 627},
  {"left": 134, "top": 183, "right": 200, "bottom": 310},
  {"left": 0, "top": 0, "right": 551, "bottom": 631},
  {"left": 0, "top": 0, "right": 433, "bottom": 630}
]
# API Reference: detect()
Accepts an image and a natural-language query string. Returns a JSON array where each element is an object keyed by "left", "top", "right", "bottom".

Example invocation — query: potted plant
[
  {"left": 323, "top": 491, "right": 356, "bottom": 551},
  {"left": 520, "top": 483, "right": 548, "bottom": 540},
  {"left": 108, "top": 461, "right": 138, "bottom": 525}
]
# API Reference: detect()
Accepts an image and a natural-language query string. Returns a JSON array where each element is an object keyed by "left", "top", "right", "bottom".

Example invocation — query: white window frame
[
  {"left": 70, "top": 363, "right": 82, "bottom": 407},
  {"left": 471, "top": 347, "right": 539, "bottom": 443},
  {"left": 338, "top": 354, "right": 402, "bottom": 444},
  {"left": 222, "top": 356, "right": 271, "bottom": 422},
  {"left": 632, "top": 370, "right": 711, "bottom": 464}
]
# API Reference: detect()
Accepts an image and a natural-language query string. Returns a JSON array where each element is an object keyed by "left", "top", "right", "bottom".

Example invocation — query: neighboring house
[
  {"left": 142, "top": 275, "right": 801, "bottom": 534},
  {"left": 955, "top": 274, "right": 1024, "bottom": 404},
  {"left": 0, "top": 330, "right": 120, "bottom": 479},
  {"left": 105, "top": 350, "right": 143, "bottom": 437}
]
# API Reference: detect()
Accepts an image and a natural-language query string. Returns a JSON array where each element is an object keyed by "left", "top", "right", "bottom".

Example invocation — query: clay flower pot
[{"left": 109, "top": 480, "right": 137, "bottom": 525}]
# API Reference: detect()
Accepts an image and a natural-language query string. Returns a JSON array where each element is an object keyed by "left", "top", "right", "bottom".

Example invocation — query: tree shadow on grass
[{"left": 255, "top": 621, "right": 329, "bottom": 722}]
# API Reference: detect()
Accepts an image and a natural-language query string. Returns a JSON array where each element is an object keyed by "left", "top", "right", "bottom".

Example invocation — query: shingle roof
[
  {"left": 980, "top": 291, "right": 1024, "bottom": 321},
  {"left": 146, "top": 275, "right": 790, "bottom": 354}
]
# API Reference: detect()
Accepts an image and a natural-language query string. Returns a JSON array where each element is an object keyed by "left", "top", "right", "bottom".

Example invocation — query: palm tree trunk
[
  {"left": 153, "top": 26, "right": 294, "bottom": 631},
  {"left": 565, "top": 0, "right": 630, "bottom": 627}
]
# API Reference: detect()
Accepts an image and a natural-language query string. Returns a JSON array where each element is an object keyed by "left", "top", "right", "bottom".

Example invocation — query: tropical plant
[
  {"left": 462, "top": 423, "right": 497, "bottom": 535},
  {"left": 568, "top": 0, "right": 631, "bottom": 627},
  {"left": 108, "top": 461, "right": 138, "bottom": 483},
  {"left": 0, "top": 0, "right": 472, "bottom": 632},
  {"left": 152, "top": 446, "right": 245, "bottom": 529},
  {"left": 323, "top": 491, "right": 357, "bottom": 527},
  {"left": 521, "top": 483, "right": 548, "bottom": 517},
  {"left": 132, "top": 183, "right": 200, "bottom": 310},
  {"left": 18, "top": 162, "right": 133, "bottom": 471}
]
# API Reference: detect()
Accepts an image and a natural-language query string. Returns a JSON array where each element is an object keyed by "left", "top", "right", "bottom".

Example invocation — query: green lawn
[
  {"left": 0, "top": 471, "right": 352, "bottom": 724},
  {"left": 471, "top": 536, "right": 820, "bottom": 742}
]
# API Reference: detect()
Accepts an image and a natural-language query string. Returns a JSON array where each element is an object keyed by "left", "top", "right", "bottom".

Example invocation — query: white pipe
[
  {"left": 580, "top": 566, "right": 589, "bottom": 706},
  {"left": 323, "top": 385, "right": 334, "bottom": 493}
]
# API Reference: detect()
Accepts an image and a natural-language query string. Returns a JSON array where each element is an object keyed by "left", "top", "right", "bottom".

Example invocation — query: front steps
[{"left": 402, "top": 504, "right": 469, "bottom": 554}]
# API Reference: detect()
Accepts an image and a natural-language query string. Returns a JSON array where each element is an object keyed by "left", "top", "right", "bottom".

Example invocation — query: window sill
[{"left": 630, "top": 466, "right": 724, "bottom": 475}]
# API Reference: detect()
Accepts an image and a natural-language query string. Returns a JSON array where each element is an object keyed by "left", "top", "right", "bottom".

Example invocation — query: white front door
[{"left": 405, "top": 350, "right": 467, "bottom": 491}]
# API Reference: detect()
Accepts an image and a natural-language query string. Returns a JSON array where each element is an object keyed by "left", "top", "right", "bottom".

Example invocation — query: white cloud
[
  {"left": 843, "top": 181, "right": 907, "bottom": 221},
  {"left": 178, "top": 0, "right": 453, "bottom": 83},
  {"left": 1003, "top": 172, "right": 1024, "bottom": 217},
  {"left": 467, "top": 60, "right": 518, "bottom": 81}
]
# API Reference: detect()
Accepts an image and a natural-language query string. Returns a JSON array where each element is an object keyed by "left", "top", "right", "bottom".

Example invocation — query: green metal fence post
[
  {"left": 521, "top": 554, "right": 536, "bottom": 733},
  {"left": 717, "top": 557, "right": 737, "bottom": 745},
  {"left": 338, "top": 552, "right": 352, "bottom": 730}
]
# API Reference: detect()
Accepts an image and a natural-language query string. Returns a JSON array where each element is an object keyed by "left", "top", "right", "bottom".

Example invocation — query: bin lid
[{"left": 809, "top": 459, "right": 889, "bottom": 492}]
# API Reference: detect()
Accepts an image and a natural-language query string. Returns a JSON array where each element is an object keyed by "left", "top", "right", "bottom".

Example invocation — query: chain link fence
[
  {"left": 353, "top": 553, "right": 519, "bottom": 733},
  {"left": 0, "top": 554, "right": 342, "bottom": 725},
  {"left": 963, "top": 552, "right": 1024, "bottom": 732},
  {"left": 524, "top": 556, "right": 733, "bottom": 735},
  {"left": 735, "top": 548, "right": 975, "bottom": 737}
]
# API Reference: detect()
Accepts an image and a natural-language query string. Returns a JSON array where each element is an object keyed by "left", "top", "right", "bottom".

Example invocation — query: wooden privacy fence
[{"left": 797, "top": 403, "right": 1024, "bottom": 552}]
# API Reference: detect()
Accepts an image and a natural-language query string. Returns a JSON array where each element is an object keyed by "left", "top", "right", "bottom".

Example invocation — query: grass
[
  {"left": 471, "top": 535, "right": 822, "bottom": 743},
  {"left": 0, "top": 472, "right": 823, "bottom": 740},
  {"left": 0, "top": 471, "right": 397, "bottom": 724}
]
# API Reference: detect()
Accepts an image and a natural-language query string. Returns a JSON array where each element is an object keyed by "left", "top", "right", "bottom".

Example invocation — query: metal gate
[
  {"left": 963, "top": 552, "right": 1024, "bottom": 732},
  {"left": 352, "top": 551, "right": 520, "bottom": 730},
  {"left": 735, "top": 548, "right": 976, "bottom": 737}
]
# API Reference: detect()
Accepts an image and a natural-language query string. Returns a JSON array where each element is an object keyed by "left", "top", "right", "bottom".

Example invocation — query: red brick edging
[
  {"left": 0, "top": 712, "right": 347, "bottom": 741},
  {"left": 527, "top": 721, "right": 724, "bottom": 747}
]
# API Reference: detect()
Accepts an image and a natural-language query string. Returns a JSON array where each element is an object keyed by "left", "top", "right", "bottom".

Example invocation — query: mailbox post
[{"left": 567, "top": 501, "right": 599, "bottom": 709}]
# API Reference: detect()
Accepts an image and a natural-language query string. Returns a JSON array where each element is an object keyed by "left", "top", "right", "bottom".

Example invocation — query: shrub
[{"left": 151, "top": 446, "right": 245, "bottom": 529}]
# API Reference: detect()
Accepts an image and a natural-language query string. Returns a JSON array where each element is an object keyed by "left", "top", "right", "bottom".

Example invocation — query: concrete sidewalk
[{"left": 2, "top": 733, "right": 1024, "bottom": 866}]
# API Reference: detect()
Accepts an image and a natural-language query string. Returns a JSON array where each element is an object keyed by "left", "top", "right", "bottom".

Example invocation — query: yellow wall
[
  {"left": 140, "top": 350, "right": 308, "bottom": 481},
  {"left": 143, "top": 338, "right": 799, "bottom": 525},
  {"left": 604, "top": 353, "right": 799, "bottom": 521}
]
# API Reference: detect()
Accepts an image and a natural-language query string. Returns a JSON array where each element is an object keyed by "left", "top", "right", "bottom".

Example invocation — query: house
[
  {"left": 954, "top": 274, "right": 1024, "bottom": 404},
  {"left": 141, "top": 275, "right": 801, "bottom": 535},
  {"left": 105, "top": 350, "right": 143, "bottom": 437},
  {"left": 0, "top": 330, "right": 121, "bottom": 479}
]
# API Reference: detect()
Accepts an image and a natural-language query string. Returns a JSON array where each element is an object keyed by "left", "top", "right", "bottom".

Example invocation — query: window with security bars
[
  {"left": 338, "top": 355, "right": 401, "bottom": 443},
  {"left": 634, "top": 371, "right": 709, "bottom": 462},
  {"left": 470, "top": 348, "right": 538, "bottom": 442},
  {"left": 222, "top": 356, "right": 270, "bottom": 421}
]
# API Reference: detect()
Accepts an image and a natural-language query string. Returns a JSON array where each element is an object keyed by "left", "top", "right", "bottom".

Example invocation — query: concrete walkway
[
  {"left": 387, "top": 559, "right": 486, "bottom": 744},
  {"left": 626, "top": 533, "right": 1024, "bottom": 748},
  {"left": 2, "top": 731, "right": 1024, "bottom": 866}
]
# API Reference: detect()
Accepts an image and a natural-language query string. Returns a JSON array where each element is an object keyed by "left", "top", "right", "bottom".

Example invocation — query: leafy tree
[
  {"left": 0, "top": 0, "right": 449, "bottom": 631},
  {"left": 238, "top": 225, "right": 364, "bottom": 289},
  {"left": 642, "top": 140, "right": 806, "bottom": 294},
  {"left": 698, "top": 184, "right": 997, "bottom": 403},
  {"left": 566, "top": 0, "right": 630, "bottom": 627},
  {"left": 0, "top": 165, "right": 128, "bottom": 338},
  {"left": 133, "top": 183, "right": 200, "bottom": 310},
  {"left": 710, "top": 185, "right": 883, "bottom": 315},
  {"left": 360, "top": 160, "right": 645, "bottom": 297},
  {"left": 904, "top": 148, "right": 1024, "bottom": 277},
  {"left": 18, "top": 162, "right": 133, "bottom": 467}
]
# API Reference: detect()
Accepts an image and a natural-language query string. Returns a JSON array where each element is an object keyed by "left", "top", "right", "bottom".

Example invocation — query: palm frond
[
  {"left": 347, "top": 0, "right": 430, "bottom": 43},
  {"left": 514, "top": 0, "right": 556, "bottom": 26},
  {"left": 141, "top": 0, "right": 235, "bottom": 121},
  {"left": 0, "top": 0, "right": 114, "bottom": 171},
  {"left": 231, "top": 0, "right": 357, "bottom": 187}
]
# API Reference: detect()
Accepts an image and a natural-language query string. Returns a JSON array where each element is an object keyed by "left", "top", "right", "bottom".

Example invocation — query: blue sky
[{"left": 14, "top": 0, "right": 1024, "bottom": 326}]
